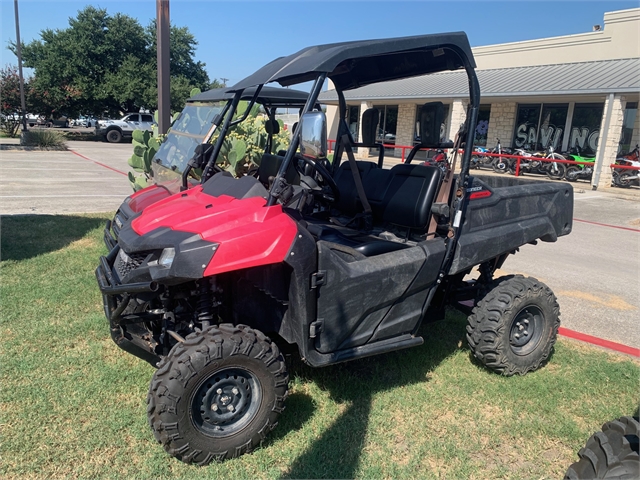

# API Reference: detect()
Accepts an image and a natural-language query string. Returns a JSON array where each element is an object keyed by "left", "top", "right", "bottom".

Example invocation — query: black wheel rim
[
  {"left": 191, "top": 367, "right": 262, "bottom": 438},
  {"left": 509, "top": 305, "right": 544, "bottom": 356}
]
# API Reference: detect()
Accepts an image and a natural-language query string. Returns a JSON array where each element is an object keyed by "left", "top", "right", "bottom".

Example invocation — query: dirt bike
[
  {"left": 490, "top": 138, "right": 513, "bottom": 173},
  {"left": 507, "top": 148, "right": 547, "bottom": 176},
  {"left": 533, "top": 146, "right": 566, "bottom": 180},
  {"left": 613, "top": 144, "right": 640, "bottom": 188},
  {"left": 470, "top": 146, "right": 494, "bottom": 170},
  {"left": 564, "top": 147, "right": 596, "bottom": 182},
  {"left": 421, "top": 149, "right": 449, "bottom": 175}
]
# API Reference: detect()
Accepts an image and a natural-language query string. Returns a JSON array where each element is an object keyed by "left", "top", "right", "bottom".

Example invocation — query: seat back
[
  {"left": 381, "top": 164, "right": 442, "bottom": 230},
  {"left": 333, "top": 160, "right": 378, "bottom": 215}
]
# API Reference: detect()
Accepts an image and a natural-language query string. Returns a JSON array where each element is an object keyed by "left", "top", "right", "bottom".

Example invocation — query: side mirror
[
  {"left": 191, "top": 143, "right": 214, "bottom": 169},
  {"left": 419, "top": 102, "right": 445, "bottom": 148},
  {"left": 299, "top": 111, "right": 327, "bottom": 160}
]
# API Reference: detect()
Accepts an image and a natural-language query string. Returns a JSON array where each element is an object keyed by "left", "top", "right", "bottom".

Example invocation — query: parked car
[{"left": 96, "top": 113, "right": 155, "bottom": 143}]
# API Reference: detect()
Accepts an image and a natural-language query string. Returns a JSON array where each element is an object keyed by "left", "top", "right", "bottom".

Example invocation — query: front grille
[{"left": 114, "top": 249, "right": 150, "bottom": 279}]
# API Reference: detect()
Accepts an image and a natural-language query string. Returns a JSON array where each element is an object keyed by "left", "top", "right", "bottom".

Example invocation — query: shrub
[{"left": 20, "top": 129, "right": 67, "bottom": 149}]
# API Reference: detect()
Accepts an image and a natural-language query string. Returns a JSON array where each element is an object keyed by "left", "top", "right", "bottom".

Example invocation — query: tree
[
  {"left": 14, "top": 6, "right": 210, "bottom": 118},
  {"left": 0, "top": 65, "right": 26, "bottom": 137}
]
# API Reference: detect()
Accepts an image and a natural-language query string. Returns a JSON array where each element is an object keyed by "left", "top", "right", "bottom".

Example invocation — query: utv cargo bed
[{"left": 449, "top": 175, "right": 573, "bottom": 275}]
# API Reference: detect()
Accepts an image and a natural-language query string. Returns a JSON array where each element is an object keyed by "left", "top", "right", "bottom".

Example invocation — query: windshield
[{"left": 152, "top": 101, "right": 226, "bottom": 183}]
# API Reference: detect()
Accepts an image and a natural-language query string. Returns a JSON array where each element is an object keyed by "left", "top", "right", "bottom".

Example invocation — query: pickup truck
[
  {"left": 96, "top": 31, "right": 573, "bottom": 464},
  {"left": 96, "top": 113, "right": 155, "bottom": 143}
]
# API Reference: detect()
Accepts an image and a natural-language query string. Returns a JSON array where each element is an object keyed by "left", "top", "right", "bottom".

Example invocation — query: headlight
[{"left": 158, "top": 248, "right": 176, "bottom": 268}]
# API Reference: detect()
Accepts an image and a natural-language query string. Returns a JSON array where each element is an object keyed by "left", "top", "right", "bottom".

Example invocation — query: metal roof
[
  {"left": 230, "top": 32, "right": 474, "bottom": 91},
  {"left": 318, "top": 58, "right": 640, "bottom": 102}
]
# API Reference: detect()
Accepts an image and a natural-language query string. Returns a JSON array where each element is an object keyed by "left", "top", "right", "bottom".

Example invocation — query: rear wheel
[
  {"left": 565, "top": 416, "right": 639, "bottom": 479},
  {"left": 565, "top": 165, "right": 582, "bottom": 182},
  {"left": 466, "top": 275, "right": 560, "bottom": 376},
  {"left": 147, "top": 324, "right": 289, "bottom": 464},
  {"left": 615, "top": 171, "right": 636, "bottom": 188},
  {"left": 106, "top": 128, "right": 123, "bottom": 143}
]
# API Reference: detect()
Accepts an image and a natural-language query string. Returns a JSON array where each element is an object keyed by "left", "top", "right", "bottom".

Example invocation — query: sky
[{"left": 1, "top": 0, "right": 638, "bottom": 86}]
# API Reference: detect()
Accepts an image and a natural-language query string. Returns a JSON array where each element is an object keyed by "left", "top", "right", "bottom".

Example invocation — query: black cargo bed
[{"left": 448, "top": 175, "right": 573, "bottom": 274}]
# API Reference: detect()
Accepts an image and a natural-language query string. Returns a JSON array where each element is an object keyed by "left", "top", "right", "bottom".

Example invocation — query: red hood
[{"left": 131, "top": 186, "right": 298, "bottom": 276}]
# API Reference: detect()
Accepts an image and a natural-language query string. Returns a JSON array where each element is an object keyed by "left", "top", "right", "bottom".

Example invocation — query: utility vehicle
[{"left": 96, "top": 32, "right": 573, "bottom": 464}]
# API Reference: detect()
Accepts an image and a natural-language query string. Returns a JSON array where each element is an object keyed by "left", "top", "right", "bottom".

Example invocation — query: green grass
[
  {"left": 1, "top": 214, "right": 638, "bottom": 479},
  {"left": 20, "top": 129, "right": 67, "bottom": 148}
]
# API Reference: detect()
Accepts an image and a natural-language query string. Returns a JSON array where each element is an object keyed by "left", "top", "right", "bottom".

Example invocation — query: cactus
[{"left": 127, "top": 128, "right": 162, "bottom": 191}]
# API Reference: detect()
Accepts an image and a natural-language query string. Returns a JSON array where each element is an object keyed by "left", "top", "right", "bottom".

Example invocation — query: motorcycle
[
  {"left": 613, "top": 144, "right": 640, "bottom": 188},
  {"left": 470, "top": 146, "right": 494, "bottom": 170},
  {"left": 490, "top": 138, "right": 513, "bottom": 174},
  {"left": 564, "top": 147, "right": 596, "bottom": 182},
  {"left": 421, "top": 149, "right": 449, "bottom": 175},
  {"left": 507, "top": 148, "right": 547, "bottom": 176},
  {"left": 533, "top": 146, "right": 566, "bottom": 180}
]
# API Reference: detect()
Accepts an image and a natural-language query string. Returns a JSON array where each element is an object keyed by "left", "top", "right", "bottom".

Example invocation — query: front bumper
[{"left": 95, "top": 246, "right": 161, "bottom": 366}]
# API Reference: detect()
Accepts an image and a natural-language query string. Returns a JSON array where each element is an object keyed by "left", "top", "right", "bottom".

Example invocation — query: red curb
[
  {"left": 574, "top": 218, "right": 640, "bottom": 233},
  {"left": 69, "top": 149, "right": 128, "bottom": 176},
  {"left": 558, "top": 327, "right": 640, "bottom": 357}
]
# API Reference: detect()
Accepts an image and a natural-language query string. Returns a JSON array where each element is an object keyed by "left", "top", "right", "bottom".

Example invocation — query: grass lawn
[{"left": 1, "top": 214, "right": 638, "bottom": 479}]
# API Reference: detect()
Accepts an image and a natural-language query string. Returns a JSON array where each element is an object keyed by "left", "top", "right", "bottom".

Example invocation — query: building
[{"left": 321, "top": 7, "right": 640, "bottom": 189}]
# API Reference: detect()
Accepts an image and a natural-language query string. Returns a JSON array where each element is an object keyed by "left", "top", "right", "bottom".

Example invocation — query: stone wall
[
  {"left": 394, "top": 103, "right": 417, "bottom": 158},
  {"left": 595, "top": 95, "right": 626, "bottom": 189},
  {"left": 448, "top": 99, "right": 468, "bottom": 141},
  {"left": 486, "top": 102, "right": 516, "bottom": 149}
]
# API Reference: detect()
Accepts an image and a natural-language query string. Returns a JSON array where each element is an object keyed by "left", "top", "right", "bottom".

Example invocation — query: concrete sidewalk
[{"left": 1, "top": 140, "right": 133, "bottom": 214}]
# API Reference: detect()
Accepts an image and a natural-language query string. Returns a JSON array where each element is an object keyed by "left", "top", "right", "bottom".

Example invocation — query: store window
[
  {"left": 569, "top": 103, "right": 604, "bottom": 155},
  {"left": 513, "top": 103, "right": 568, "bottom": 151},
  {"left": 373, "top": 105, "right": 398, "bottom": 153},
  {"left": 619, "top": 102, "right": 638, "bottom": 154},
  {"left": 474, "top": 105, "right": 491, "bottom": 146}
]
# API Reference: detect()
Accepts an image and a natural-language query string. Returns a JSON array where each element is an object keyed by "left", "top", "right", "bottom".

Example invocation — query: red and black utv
[{"left": 96, "top": 32, "right": 573, "bottom": 464}]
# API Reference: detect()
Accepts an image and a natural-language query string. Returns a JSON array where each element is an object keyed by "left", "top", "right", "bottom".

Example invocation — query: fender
[{"left": 131, "top": 186, "right": 298, "bottom": 276}]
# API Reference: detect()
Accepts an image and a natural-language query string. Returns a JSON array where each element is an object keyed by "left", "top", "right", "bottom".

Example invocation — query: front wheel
[
  {"left": 147, "top": 324, "right": 289, "bottom": 464},
  {"left": 466, "top": 275, "right": 560, "bottom": 376},
  {"left": 106, "top": 128, "right": 123, "bottom": 143},
  {"left": 547, "top": 154, "right": 567, "bottom": 180},
  {"left": 492, "top": 157, "right": 508, "bottom": 174}
]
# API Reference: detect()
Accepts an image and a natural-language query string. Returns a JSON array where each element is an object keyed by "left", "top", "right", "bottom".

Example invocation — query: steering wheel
[{"left": 294, "top": 155, "right": 341, "bottom": 203}]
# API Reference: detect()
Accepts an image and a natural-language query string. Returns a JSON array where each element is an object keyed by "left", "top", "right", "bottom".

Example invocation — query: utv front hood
[{"left": 127, "top": 179, "right": 298, "bottom": 277}]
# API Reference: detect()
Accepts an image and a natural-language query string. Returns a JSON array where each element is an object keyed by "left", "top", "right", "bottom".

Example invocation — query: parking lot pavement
[
  {"left": 0, "top": 140, "right": 133, "bottom": 214},
  {"left": 499, "top": 189, "right": 640, "bottom": 349}
]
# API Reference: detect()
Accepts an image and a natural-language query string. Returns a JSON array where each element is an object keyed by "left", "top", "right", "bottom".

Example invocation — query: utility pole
[
  {"left": 220, "top": 77, "right": 229, "bottom": 87},
  {"left": 156, "top": 0, "right": 170, "bottom": 134},
  {"left": 14, "top": 0, "right": 27, "bottom": 132}
]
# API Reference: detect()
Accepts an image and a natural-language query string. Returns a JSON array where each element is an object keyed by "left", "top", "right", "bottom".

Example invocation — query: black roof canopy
[
  {"left": 231, "top": 32, "right": 475, "bottom": 92},
  {"left": 188, "top": 85, "right": 309, "bottom": 108}
]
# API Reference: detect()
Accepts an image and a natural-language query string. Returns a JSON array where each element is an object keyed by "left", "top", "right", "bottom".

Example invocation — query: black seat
[
  {"left": 381, "top": 164, "right": 442, "bottom": 229},
  {"left": 333, "top": 160, "right": 378, "bottom": 215}
]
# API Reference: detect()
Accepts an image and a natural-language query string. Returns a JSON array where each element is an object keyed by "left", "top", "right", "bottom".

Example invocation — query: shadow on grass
[
  {"left": 1, "top": 214, "right": 108, "bottom": 261},
  {"left": 278, "top": 312, "right": 467, "bottom": 479}
]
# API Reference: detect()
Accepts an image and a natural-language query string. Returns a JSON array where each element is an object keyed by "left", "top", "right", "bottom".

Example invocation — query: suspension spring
[{"left": 196, "top": 279, "right": 217, "bottom": 329}]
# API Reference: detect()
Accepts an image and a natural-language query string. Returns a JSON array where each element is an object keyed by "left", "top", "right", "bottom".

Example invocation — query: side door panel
[{"left": 315, "top": 238, "right": 446, "bottom": 353}]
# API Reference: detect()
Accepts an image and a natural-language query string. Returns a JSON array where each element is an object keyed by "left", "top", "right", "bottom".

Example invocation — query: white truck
[{"left": 96, "top": 113, "right": 155, "bottom": 143}]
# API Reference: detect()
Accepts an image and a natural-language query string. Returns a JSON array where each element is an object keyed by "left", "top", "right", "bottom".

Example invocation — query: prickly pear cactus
[{"left": 127, "top": 129, "right": 163, "bottom": 191}]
